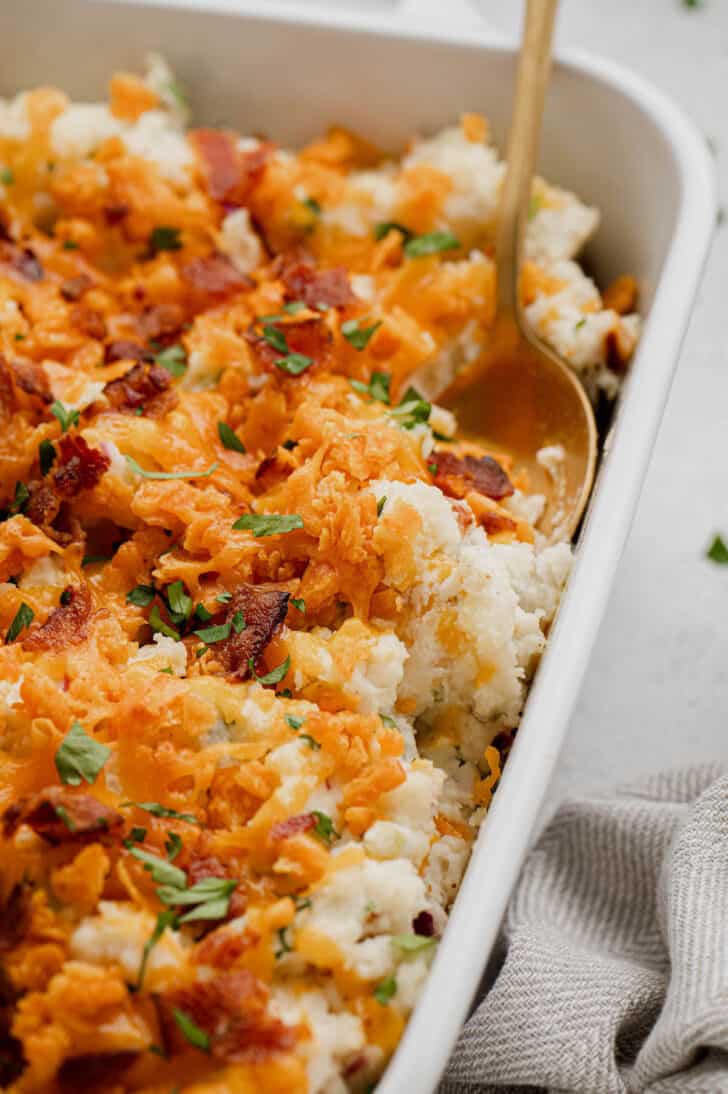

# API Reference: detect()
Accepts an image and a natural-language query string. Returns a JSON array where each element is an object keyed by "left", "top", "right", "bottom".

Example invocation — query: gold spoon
[{"left": 437, "top": 0, "right": 597, "bottom": 541}]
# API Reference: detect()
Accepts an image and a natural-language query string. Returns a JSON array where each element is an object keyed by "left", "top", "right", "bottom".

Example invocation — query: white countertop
[{"left": 478, "top": 0, "right": 728, "bottom": 805}]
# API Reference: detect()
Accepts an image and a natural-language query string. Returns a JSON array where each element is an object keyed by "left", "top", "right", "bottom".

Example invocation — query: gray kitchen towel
[{"left": 440, "top": 764, "right": 728, "bottom": 1094}]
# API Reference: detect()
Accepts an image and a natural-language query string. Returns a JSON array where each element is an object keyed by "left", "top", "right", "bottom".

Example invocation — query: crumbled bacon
[
  {"left": 104, "top": 340, "right": 153, "bottom": 365},
  {"left": 0, "top": 244, "right": 44, "bottom": 282},
  {"left": 187, "top": 854, "right": 245, "bottom": 917},
  {"left": 58, "top": 1053, "right": 137, "bottom": 1091},
  {"left": 72, "top": 306, "right": 107, "bottom": 340},
  {"left": 195, "top": 922, "right": 258, "bottom": 968},
  {"left": 217, "top": 584, "right": 290, "bottom": 679},
  {"left": 23, "top": 584, "right": 92, "bottom": 651},
  {"left": 9, "top": 359, "right": 52, "bottom": 404},
  {"left": 412, "top": 910, "right": 435, "bottom": 937},
  {"left": 104, "top": 361, "right": 174, "bottom": 416},
  {"left": 246, "top": 317, "right": 332, "bottom": 373},
  {"left": 3, "top": 786, "right": 122, "bottom": 846},
  {"left": 183, "top": 252, "right": 253, "bottom": 299},
  {"left": 103, "top": 202, "right": 130, "bottom": 226},
  {"left": 24, "top": 480, "right": 60, "bottom": 527},
  {"left": 269, "top": 813, "right": 316, "bottom": 843},
  {"left": 278, "top": 256, "right": 354, "bottom": 310},
  {"left": 430, "top": 450, "right": 514, "bottom": 502},
  {"left": 60, "top": 274, "right": 93, "bottom": 302},
  {"left": 164, "top": 969, "right": 297, "bottom": 1062},
  {"left": 53, "top": 436, "right": 110, "bottom": 498},
  {"left": 136, "top": 302, "right": 184, "bottom": 343},
  {"left": 191, "top": 129, "right": 273, "bottom": 205}
]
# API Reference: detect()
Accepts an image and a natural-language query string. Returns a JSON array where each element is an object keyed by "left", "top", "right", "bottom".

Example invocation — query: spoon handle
[{"left": 496, "top": 0, "right": 559, "bottom": 316}]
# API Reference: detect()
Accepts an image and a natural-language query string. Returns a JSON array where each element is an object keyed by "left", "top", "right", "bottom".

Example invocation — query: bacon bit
[
  {"left": 246, "top": 317, "right": 332, "bottom": 373},
  {"left": 183, "top": 252, "right": 253, "bottom": 299},
  {"left": 0, "top": 883, "right": 31, "bottom": 950},
  {"left": 191, "top": 129, "right": 272, "bottom": 205},
  {"left": 195, "top": 922, "right": 259, "bottom": 968},
  {"left": 9, "top": 359, "right": 52, "bottom": 404},
  {"left": 137, "top": 302, "right": 185, "bottom": 344},
  {"left": 217, "top": 585, "right": 290, "bottom": 679},
  {"left": 53, "top": 436, "right": 110, "bottom": 497},
  {"left": 430, "top": 450, "right": 514, "bottom": 502},
  {"left": 164, "top": 969, "right": 297, "bottom": 1062},
  {"left": 72, "top": 306, "right": 107, "bottom": 340},
  {"left": 279, "top": 256, "right": 354, "bottom": 310},
  {"left": 104, "top": 361, "right": 174, "bottom": 416},
  {"left": 1, "top": 244, "right": 44, "bottom": 282},
  {"left": 60, "top": 274, "right": 93, "bottom": 302},
  {"left": 269, "top": 813, "right": 316, "bottom": 843},
  {"left": 24, "top": 481, "right": 60, "bottom": 527},
  {"left": 103, "top": 202, "right": 130, "bottom": 226},
  {"left": 343, "top": 1054, "right": 368, "bottom": 1078},
  {"left": 58, "top": 1053, "right": 137, "bottom": 1091},
  {"left": 23, "top": 584, "right": 91, "bottom": 651},
  {"left": 104, "top": 340, "right": 154, "bottom": 365},
  {"left": 412, "top": 910, "right": 435, "bottom": 937},
  {"left": 3, "top": 786, "right": 122, "bottom": 846}
]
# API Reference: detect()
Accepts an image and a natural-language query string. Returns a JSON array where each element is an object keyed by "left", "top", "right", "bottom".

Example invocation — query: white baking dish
[{"left": 1, "top": 1, "right": 714, "bottom": 1089}]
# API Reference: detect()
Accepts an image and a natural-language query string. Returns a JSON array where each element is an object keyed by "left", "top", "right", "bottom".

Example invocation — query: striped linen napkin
[{"left": 440, "top": 764, "right": 728, "bottom": 1094}]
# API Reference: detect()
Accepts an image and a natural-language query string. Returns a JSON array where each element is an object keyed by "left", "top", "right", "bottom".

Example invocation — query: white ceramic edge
[{"left": 378, "top": 48, "right": 716, "bottom": 1094}]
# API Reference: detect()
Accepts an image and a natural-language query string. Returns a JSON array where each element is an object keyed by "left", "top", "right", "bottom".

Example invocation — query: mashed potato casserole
[{"left": 0, "top": 59, "right": 638, "bottom": 1093}]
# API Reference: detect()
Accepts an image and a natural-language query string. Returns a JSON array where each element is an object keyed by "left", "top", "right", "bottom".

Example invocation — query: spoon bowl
[{"left": 435, "top": 0, "right": 597, "bottom": 541}]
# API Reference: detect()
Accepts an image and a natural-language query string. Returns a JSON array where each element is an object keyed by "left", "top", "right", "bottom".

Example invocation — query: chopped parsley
[
  {"left": 55, "top": 722, "right": 110, "bottom": 786},
  {"left": 194, "top": 622, "right": 231, "bottom": 644},
  {"left": 126, "top": 584, "right": 156, "bottom": 607},
  {"left": 392, "top": 933, "right": 437, "bottom": 954},
  {"left": 231, "top": 610, "right": 246, "bottom": 634},
  {"left": 136, "top": 909, "right": 177, "bottom": 991},
  {"left": 149, "top": 603, "right": 180, "bottom": 641},
  {"left": 232, "top": 513, "right": 304, "bottom": 536},
  {"left": 311, "top": 810, "right": 338, "bottom": 846},
  {"left": 349, "top": 370, "right": 391, "bottom": 404},
  {"left": 302, "top": 196, "right": 321, "bottom": 216},
  {"left": 404, "top": 230, "right": 460, "bottom": 259},
  {"left": 128, "top": 847, "right": 187, "bottom": 888},
  {"left": 62, "top": 239, "right": 79, "bottom": 251},
  {"left": 294, "top": 895, "right": 312, "bottom": 911},
  {"left": 528, "top": 193, "right": 543, "bottom": 220},
  {"left": 299, "top": 734, "right": 321, "bottom": 751},
  {"left": 341, "top": 318, "right": 381, "bottom": 351},
  {"left": 165, "top": 832, "right": 183, "bottom": 861},
  {"left": 124, "top": 801, "right": 199, "bottom": 824},
  {"left": 5, "top": 602, "right": 34, "bottom": 644},
  {"left": 0, "top": 167, "right": 13, "bottom": 186},
  {"left": 376, "top": 496, "right": 386, "bottom": 517},
  {"left": 9, "top": 481, "right": 29, "bottom": 515},
  {"left": 38, "top": 439, "right": 56, "bottom": 477},
  {"left": 216, "top": 591, "right": 233, "bottom": 604},
  {"left": 284, "top": 300, "right": 306, "bottom": 315},
  {"left": 374, "top": 221, "right": 412, "bottom": 243},
  {"left": 380, "top": 714, "right": 396, "bottom": 728},
  {"left": 217, "top": 421, "right": 246, "bottom": 453},
  {"left": 125, "top": 456, "right": 218, "bottom": 480},
  {"left": 275, "top": 926, "right": 293, "bottom": 958},
  {"left": 706, "top": 533, "right": 728, "bottom": 564},
  {"left": 290, "top": 597, "right": 306, "bottom": 613},
  {"left": 148, "top": 225, "right": 182, "bottom": 255},
  {"left": 262, "top": 324, "right": 289, "bottom": 354},
  {"left": 275, "top": 352, "right": 314, "bottom": 376},
  {"left": 166, "top": 580, "right": 192, "bottom": 621},
  {"left": 373, "top": 976, "right": 397, "bottom": 1005},
  {"left": 390, "top": 387, "right": 431, "bottom": 429},
  {"left": 172, "top": 1008, "right": 210, "bottom": 1052},
  {"left": 250, "top": 656, "right": 290, "bottom": 686},
  {"left": 50, "top": 400, "right": 79, "bottom": 433},
  {"left": 285, "top": 714, "right": 304, "bottom": 730},
  {"left": 129, "top": 826, "right": 147, "bottom": 843},
  {"left": 575, "top": 317, "right": 587, "bottom": 331},
  {"left": 153, "top": 344, "right": 187, "bottom": 377},
  {"left": 158, "top": 877, "right": 238, "bottom": 924}
]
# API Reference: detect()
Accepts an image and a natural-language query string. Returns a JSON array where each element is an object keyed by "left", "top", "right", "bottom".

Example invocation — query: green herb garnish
[
  {"left": 392, "top": 933, "right": 437, "bottom": 954},
  {"left": 373, "top": 976, "right": 397, "bottom": 1005},
  {"left": 299, "top": 734, "right": 320, "bottom": 751},
  {"left": 374, "top": 221, "right": 412, "bottom": 243},
  {"left": 232, "top": 513, "right": 304, "bottom": 536},
  {"left": 126, "top": 584, "right": 156, "bottom": 607},
  {"left": 149, "top": 603, "right": 180, "bottom": 641},
  {"left": 706, "top": 534, "right": 728, "bottom": 564},
  {"left": 136, "top": 908, "right": 177, "bottom": 991},
  {"left": 404, "top": 231, "right": 459, "bottom": 259},
  {"left": 194, "top": 622, "right": 231, "bottom": 644},
  {"left": 154, "top": 344, "right": 187, "bottom": 377},
  {"left": 125, "top": 456, "right": 218, "bottom": 481},
  {"left": 128, "top": 846, "right": 187, "bottom": 888},
  {"left": 285, "top": 715, "right": 304, "bottom": 730},
  {"left": 55, "top": 722, "right": 110, "bottom": 786},
  {"left": 376, "top": 496, "right": 386, "bottom": 517},
  {"left": 5, "top": 602, "right": 33, "bottom": 644},
  {"left": 50, "top": 400, "right": 79, "bottom": 433},
  {"left": 124, "top": 801, "right": 198, "bottom": 824},
  {"left": 311, "top": 810, "right": 338, "bottom": 846},
  {"left": 166, "top": 580, "right": 192, "bottom": 621},
  {"left": 262, "top": 324, "right": 289, "bottom": 354},
  {"left": 290, "top": 597, "right": 305, "bottom": 613},
  {"left": 148, "top": 226, "right": 182, "bottom": 255},
  {"left": 342, "top": 319, "right": 381, "bottom": 351},
  {"left": 172, "top": 1008, "right": 210, "bottom": 1052},
  {"left": 275, "top": 353, "right": 314, "bottom": 376},
  {"left": 217, "top": 422, "right": 246, "bottom": 453}
]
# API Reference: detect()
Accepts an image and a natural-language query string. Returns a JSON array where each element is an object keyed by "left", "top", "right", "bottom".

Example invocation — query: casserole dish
[{"left": 0, "top": 1, "right": 715, "bottom": 1089}]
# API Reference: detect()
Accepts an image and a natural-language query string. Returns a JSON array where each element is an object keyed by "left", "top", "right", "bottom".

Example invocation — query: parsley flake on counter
[
  {"left": 404, "top": 230, "right": 459, "bottom": 258},
  {"left": 38, "top": 439, "right": 56, "bottom": 476},
  {"left": 373, "top": 976, "right": 397, "bottom": 1005},
  {"left": 172, "top": 1008, "right": 210, "bottom": 1052},
  {"left": 217, "top": 421, "right": 246, "bottom": 453},
  {"left": 342, "top": 318, "right": 382, "bottom": 351},
  {"left": 50, "top": 400, "right": 79, "bottom": 433},
  {"left": 5, "top": 602, "right": 34, "bottom": 644},
  {"left": 148, "top": 225, "right": 182, "bottom": 255},
  {"left": 149, "top": 603, "right": 180, "bottom": 642},
  {"left": 275, "top": 352, "right": 314, "bottom": 376},
  {"left": 250, "top": 656, "right": 290, "bottom": 686},
  {"left": 706, "top": 533, "right": 728, "bottom": 564},
  {"left": 233, "top": 513, "right": 304, "bottom": 536},
  {"left": 153, "top": 344, "right": 187, "bottom": 377},
  {"left": 55, "top": 722, "right": 110, "bottom": 786},
  {"left": 125, "top": 456, "right": 218, "bottom": 480}
]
